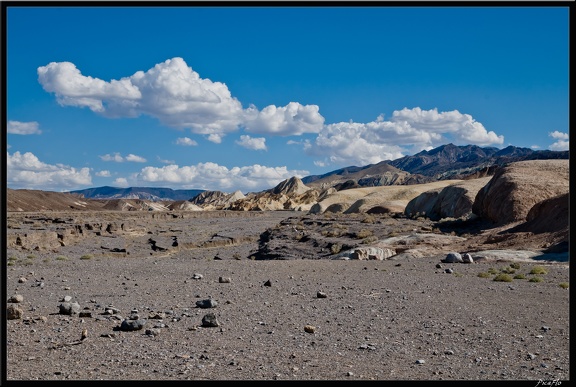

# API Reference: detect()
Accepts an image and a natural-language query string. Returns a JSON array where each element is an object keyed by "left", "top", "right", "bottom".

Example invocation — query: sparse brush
[
  {"left": 500, "top": 266, "right": 516, "bottom": 274},
  {"left": 559, "top": 282, "right": 569, "bottom": 289},
  {"left": 493, "top": 273, "right": 513, "bottom": 282},
  {"left": 530, "top": 266, "right": 548, "bottom": 275},
  {"left": 56, "top": 256, "right": 68, "bottom": 261},
  {"left": 477, "top": 272, "right": 491, "bottom": 278},
  {"left": 529, "top": 277, "right": 544, "bottom": 283},
  {"left": 360, "top": 236, "right": 378, "bottom": 244},
  {"left": 355, "top": 229, "right": 373, "bottom": 239},
  {"left": 361, "top": 215, "right": 376, "bottom": 224},
  {"left": 80, "top": 254, "right": 93, "bottom": 260},
  {"left": 510, "top": 262, "right": 521, "bottom": 269},
  {"left": 330, "top": 243, "right": 342, "bottom": 254},
  {"left": 513, "top": 274, "right": 526, "bottom": 279},
  {"left": 487, "top": 267, "right": 498, "bottom": 274}
]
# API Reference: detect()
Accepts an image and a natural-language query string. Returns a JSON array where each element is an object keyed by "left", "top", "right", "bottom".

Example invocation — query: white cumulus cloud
[
  {"left": 37, "top": 57, "right": 326, "bottom": 140},
  {"left": 548, "top": 131, "right": 569, "bottom": 151},
  {"left": 305, "top": 107, "right": 505, "bottom": 167},
  {"left": 176, "top": 137, "right": 198, "bottom": 146},
  {"left": 244, "top": 102, "right": 325, "bottom": 135},
  {"left": 7, "top": 151, "right": 92, "bottom": 189},
  {"left": 125, "top": 154, "right": 147, "bottom": 163},
  {"left": 129, "top": 162, "right": 308, "bottom": 192},
  {"left": 235, "top": 135, "right": 267, "bottom": 151},
  {"left": 7, "top": 120, "right": 42, "bottom": 135}
]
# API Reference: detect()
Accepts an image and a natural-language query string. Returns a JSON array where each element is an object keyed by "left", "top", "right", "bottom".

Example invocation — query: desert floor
[{"left": 4, "top": 210, "right": 570, "bottom": 381}]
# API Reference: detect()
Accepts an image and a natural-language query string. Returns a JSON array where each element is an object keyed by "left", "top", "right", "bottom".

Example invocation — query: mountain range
[{"left": 68, "top": 144, "right": 568, "bottom": 201}]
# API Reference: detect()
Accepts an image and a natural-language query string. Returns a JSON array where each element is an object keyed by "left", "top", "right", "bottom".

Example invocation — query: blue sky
[{"left": 5, "top": 5, "right": 570, "bottom": 193}]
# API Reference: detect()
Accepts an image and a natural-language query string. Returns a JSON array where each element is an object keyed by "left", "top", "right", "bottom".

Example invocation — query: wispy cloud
[
  {"left": 235, "top": 135, "right": 267, "bottom": 151},
  {"left": 7, "top": 120, "right": 42, "bottom": 135},
  {"left": 95, "top": 170, "right": 111, "bottom": 177},
  {"left": 100, "top": 152, "right": 146, "bottom": 162}
]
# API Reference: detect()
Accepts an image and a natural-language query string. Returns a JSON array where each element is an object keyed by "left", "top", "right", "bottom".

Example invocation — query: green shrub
[
  {"left": 559, "top": 282, "right": 569, "bottom": 289},
  {"left": 530, "top": 266, "right": 548, "bottom": 275},
  {"left": 513, "top": 274, "right": 526, "bottom": 279},
  {"left": 80, "top": 254, "right": 93, "bottom": 260},
  {"left": 477, "top": 272, "right": 491, "bottom": 278},
  {"left": 510, "top": 262, "right": 521, "bottom": 269},
  {"left": 529, "top": 277, "right": 544, "bottom": 283},
  {"left": 487, "top": 267, "right": 499, "bottom": 274},
  {"left": 501, "top": 266, "right": 516, "bottom": 274},
  {"left": 56, "top": 256, "right": 68, "bottom": 261},
  {"left": 493, "top": 273, "right": 513, "bottom": 282}
]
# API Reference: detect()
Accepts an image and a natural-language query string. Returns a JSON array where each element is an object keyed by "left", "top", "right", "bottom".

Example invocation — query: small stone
[
  {"left": 304, "top": 325, "right": 316, "bottom": 333},
  {"left": 445, "top": 268, "right": 454, "bottom": 274},
  {"left": 196, "top": 299, "right": 218, "bottom": 309},
  {"left": 18, "top": 277, "right": 27, "bottom": 283},
  {"left": 201, "top": 313, "right": 220, "bottom": 327},
  {"left": 8, "top": 294, "right": 24, "bottom": 303},
  {"left": 316, "top": 291, "right": 327, "bottom": 298},
  {"left": 415, "top": 359, "right": 425, "bottom": 364},
  {"left": 192, "top": 273, "right": 203, "bottom": 280},
  {"left": 219, "top": 277, "right": 231, "bottom": 283},
  {"left": 263, "top": 280, "right": 272, "bottom": 287},
  {"left": 120, "top": 319, "right": 146, "bottom": 331},
  {"left": 7, "top": 304, "right": 23, "bottom": 320}
]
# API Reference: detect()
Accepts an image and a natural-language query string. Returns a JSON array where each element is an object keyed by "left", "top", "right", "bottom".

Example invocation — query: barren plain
[{"left": 4, "top": 207, "right": 570, "bottom": 381}]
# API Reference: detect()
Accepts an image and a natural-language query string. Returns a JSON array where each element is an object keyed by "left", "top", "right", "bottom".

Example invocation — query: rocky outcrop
[
  {"left": 225, "top": 177, "right": 317, "bottom": 211},
  {"left": 310, "top": 180, "right": 463, "bottom": 215},
  {"left": 472, "top": 160, "right": 569, "bottom": 225},
  {"left": 404, "top": 177, "right": 491, "bottom": 220}
]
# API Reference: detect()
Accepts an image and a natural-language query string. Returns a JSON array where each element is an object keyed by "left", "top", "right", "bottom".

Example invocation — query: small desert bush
[
  {"left": 361, "top": 215, "right": 376, "bottom": 224},
  {"left": 530, "top": 266, "right": 548, "bottom": 275},
  {"left": 529, "top": 277, "right": 544, "bottom": 283},
  {"left": 330, "top": 243, "right": 343, "bottom": 254},
  {"left": 360, "top": 236, "right": 378, "bottom": 244},
  {"left": 500, "top": 266, "right": 516, "bottom": 274},
  {"left": 487, "top": 267, "right": 499, "bottom": 275},
  {"left": 26, "top": 254, "right": 36, "bottom": 259},
  {"left": 510, "top": 262, "right": 521, "bottom": 269},
  {"left": 477, "top": 272, "right": 491, "bottom": 278},
  {"left": 55, "top": 256, "right": 68, "bottom": 261},
  {"left": 559, "top": 282, "right": 569, "bottom": 289},
  {"left": 513, "top": 274, "right": 526, "bottom": 279},
  {"left": 355, "top": 229, "right": 374, "bottom": 239},
  {"left": 80, "top": 254, "right": 93, "bottom": 260},
  {"left": 493, "top": 273, "right": 514, "bottom": 282}
]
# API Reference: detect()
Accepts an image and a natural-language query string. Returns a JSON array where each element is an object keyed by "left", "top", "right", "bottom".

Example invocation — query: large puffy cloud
[
  {"left": 132, "top": 162, "right": 308, "bottom": 192},
  {"left": 7, "top": 151, "right": 92, "bottom": 189},
  {"left": 235, "top": 135, "right": 267, "bottom": 151},
  {"left": 37, "top": 57, "right": 324, "bottom": 139},
  {"left": 391, "top": 107, "right": 504, "bottom": 145},
  {"left": 305, "top": 107, "right": 505, "bottom": 167},
  {"left": 7, "top": 121, "right": 42, "bottom": 135},
  {"left": 244, "top": 102, "right": 324, "bottom": 135}
]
